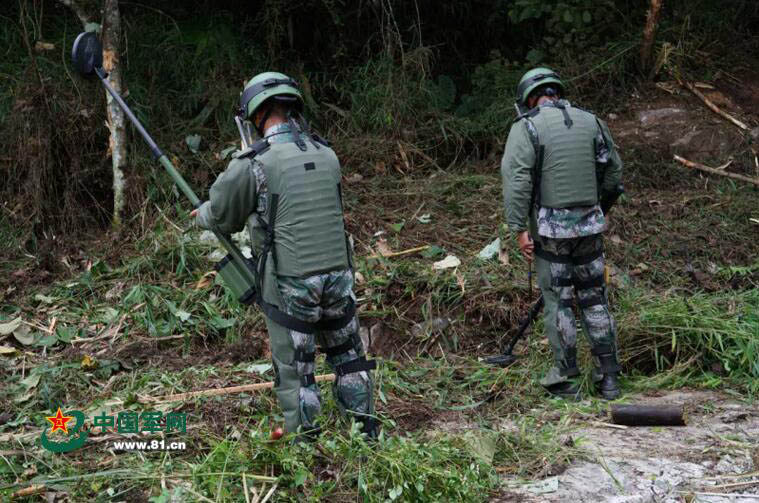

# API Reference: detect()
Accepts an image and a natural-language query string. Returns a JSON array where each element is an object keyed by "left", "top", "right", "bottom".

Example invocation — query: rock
[
  {"left": 411, "top": 317, "right": 450, "bottom": 337},
  {"left": 608, "top": 113, "right": 618, "bottom": 120},
  {"left": 369, "top": 323, "right": 383, "bottom": 346},
  {"left": 750, "top": 126, "right": 759, "bottom": 141},
  {"left": 637, "top": 107, "right": 688, "bottom": 127},
  {"left": 359, "top": 327, "right": 370, "bottom": 352}
]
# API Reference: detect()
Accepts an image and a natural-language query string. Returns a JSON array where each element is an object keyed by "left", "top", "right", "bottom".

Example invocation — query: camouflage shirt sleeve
[
  {"left": 501, "top": 120, "right": 537, "bottom": 233},
  {"left": 195, "top": 157, "right": 259, "bottom": 234},
  {"left": 595, "top": 118, "right": 623, "bottom": 193}
]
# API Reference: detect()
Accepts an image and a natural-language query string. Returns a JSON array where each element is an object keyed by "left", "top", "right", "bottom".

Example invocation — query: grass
[{"left": 2, "top": 164, "right": 758, "bottom": 500}]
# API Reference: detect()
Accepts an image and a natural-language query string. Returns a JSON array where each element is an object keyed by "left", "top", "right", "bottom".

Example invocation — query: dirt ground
[{"left": 497, "top": 390, "right": 759, "bottom": 503}]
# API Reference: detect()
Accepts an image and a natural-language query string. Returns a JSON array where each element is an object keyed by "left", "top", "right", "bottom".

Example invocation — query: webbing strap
[
  {"left": 555, "top": 102, "right": 574, "bottom": 128},
  {"left": 573, "top": 249, "right": 603, "bottom": 265},
  {"left": 294, "top": 349, "right": 315, "bottom": 362},
  {"left": 574, "top": 276, "right": 605, "bottom": 290},
  {"left": 335, "top": 357, "right": 376, "bottom": 377},
  {"left": 578, "top": 295, "right": 605, "bottom": 309},
  {"left": 552, "top": 277, "right": 574, "bottom": 287},
  {"left": 531, "top": 144, "right": 545, "bottom": 211},
  {"left": 559, "top": 298, "right": 575, "bottom": 309},
  {"left": 591, "top": 344, "right": 615, "bottom": 356},
  {"left": 535, "top": 245, "right": 572, "bottom": 264},
  {"left": 560, "top": 366, "right": 580, "bottom": 377},
  {"left": 534, "top": 244, "right": 603, "bottom": 265},
  {"left": 553, "top": 276, "right": 604, "bottom": 290},
  {"left": 257, "top": 297, "right": 356, "bottom": 334},
  {"left": 300, "top": 373, "right": 316, "bottom": 387},
  {"left": 322, "top": 338, "right": 355, "bottom": 357}
]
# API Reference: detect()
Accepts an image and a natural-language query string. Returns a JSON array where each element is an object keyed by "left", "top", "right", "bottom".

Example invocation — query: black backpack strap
[
  {"left": 233, "top": 139, "right": 270, "bottom": 159},
  {"left": 553, "top": 101, "right": 574, "bottom": 128}
]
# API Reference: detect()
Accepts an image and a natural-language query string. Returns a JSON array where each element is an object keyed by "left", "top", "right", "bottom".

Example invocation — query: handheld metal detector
[{"left": 71, "top": 32, "right": 258, "bottom": 304}]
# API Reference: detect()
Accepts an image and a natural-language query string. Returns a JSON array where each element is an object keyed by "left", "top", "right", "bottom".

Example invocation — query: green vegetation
[{"left": 1, "top": 0, "right": 758, "bottom": 501}]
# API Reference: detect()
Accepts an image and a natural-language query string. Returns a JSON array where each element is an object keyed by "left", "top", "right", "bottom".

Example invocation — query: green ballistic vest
[
  {"left": 256, "top": 141, "right": 349, "bottom": 278},
  {"left": 532, "top": 104, "right": 599, "bottom": 208}
]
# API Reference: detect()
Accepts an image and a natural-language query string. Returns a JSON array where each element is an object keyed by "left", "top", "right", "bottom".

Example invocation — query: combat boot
[
  {"left": 544, "top": 349, "right": 582, "bottom": 401},
  {"left": 594, "top": 351, "right": 621, "bottom": 400},
  {"left": 544, "top": 380, "right": 582, "bottom": 401}
]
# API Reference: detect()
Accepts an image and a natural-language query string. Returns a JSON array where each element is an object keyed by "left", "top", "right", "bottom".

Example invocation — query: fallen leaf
[
  {"left": 477, "top": 239, "right": 501, "bottom": 261},
  {"left": 354, "top": 271, "right": 365, "bottom": 285},
  {"left": 21, "top": 373, "right": 40, "bottom": 390},
  {"left": 81, "top": 355, "right": 99, "bottom": 370},
  {"left": 416, "top": 213, "right": 432, "bottom": 224},
  {"left": 13, "top": 325, "right": 35, "bottom": 345},
  {"left": 185, "top": 134, "right": 202, "bottom": 154},
  {"left": 345, "top": 173, "right": 364, "bottom": 183},
  {"left": 195, "top": 271, "right": 216, "bottom": 289},
  {"left": 0, "top": 317, "right": 22, "bottom": 336},
  {"left": 245, "top": 363, "right": 272, "bottom": 374},
  {"left": 0, "top": 345, "right": 16, "bottom": 355},
  {"left": 608, "top": 234, "right": 623, "bottom": 245},
  {"left": 376, "top": 239, "right": 393, "bottom": 257},
  {"left": 433, "top": 255, "right": 461, "bottom": 270}
]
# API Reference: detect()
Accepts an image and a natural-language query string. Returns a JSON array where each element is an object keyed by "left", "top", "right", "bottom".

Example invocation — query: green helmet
[
  {"left": 516, "top": 67, "right": 565, "bottom": 107},
  {"left": 239, "top": 71, "right": 303, "bottom": 120}
]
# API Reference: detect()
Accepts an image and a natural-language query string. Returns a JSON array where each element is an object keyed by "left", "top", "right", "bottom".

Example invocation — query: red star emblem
[{"left": 46, "top": 407, "right": 74, "bottom": 435}]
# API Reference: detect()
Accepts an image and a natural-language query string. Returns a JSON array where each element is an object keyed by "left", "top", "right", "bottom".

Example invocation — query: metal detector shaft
[
  {"left": 93, "top": 68, "right": 257, "bottom": 288},
  {"left": 503, "top": 295, "right": 544, "bottom": 354}
]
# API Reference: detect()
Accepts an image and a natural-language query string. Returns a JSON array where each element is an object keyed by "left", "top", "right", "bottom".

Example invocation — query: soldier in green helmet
[
  {"left": 191, "top": 72, "right": 377, "bottom": 438},
  {"left": 500, "top": 67, "right": 624, "bottom": 400}
]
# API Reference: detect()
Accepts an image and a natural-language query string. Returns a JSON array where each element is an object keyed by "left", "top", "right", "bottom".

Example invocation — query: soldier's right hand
[{"left": 517, "top": 231, "right": 534, "bottom": 262}]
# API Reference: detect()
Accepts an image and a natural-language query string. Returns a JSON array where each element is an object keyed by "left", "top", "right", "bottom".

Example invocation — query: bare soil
[{"left": 498, "top": 390, "right": 759, "bottom": 503}]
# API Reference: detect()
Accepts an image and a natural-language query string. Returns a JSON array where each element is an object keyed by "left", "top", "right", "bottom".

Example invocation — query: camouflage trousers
[
  {"left": 534, "top": 233, "right": 618, "bottom": 387},
  {"left": 264, "top": 268, "right": 374, "bottom": 435}
]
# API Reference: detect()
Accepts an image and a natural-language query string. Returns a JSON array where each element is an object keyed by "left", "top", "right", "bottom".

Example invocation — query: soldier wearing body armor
[
  {"left": 501, "top": 68, "right": 624, "bottom": 400},
  {"left": 192, "top": 72, "right": 377, "bottom": 437}
]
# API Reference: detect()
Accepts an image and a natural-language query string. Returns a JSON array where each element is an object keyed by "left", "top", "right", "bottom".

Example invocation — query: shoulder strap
[
  {"left": 233, "top": 139, "right": 270, "bottom": 159},
  {"left": 512, "top": 106, "right": 541, "bottom": 124}
]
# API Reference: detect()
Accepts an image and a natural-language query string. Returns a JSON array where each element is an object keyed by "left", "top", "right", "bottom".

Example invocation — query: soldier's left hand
[{"left": 190, "top": 209, "right": 198, "bottom": 218}]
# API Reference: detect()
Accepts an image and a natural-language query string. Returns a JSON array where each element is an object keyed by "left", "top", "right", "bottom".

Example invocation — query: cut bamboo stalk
[
  {"left": 368, "top": 245, "right": 430, "bottom": 259},
  {"left": 674, "top": 155, "right": 759, "bottom": 187},
  {"left": 146, "top": 374, "right": 336, "bottom": 403}
]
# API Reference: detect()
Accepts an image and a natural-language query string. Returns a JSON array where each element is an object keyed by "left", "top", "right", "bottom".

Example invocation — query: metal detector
[{"left": 71, "top": 31, "right": 258, "bottom": 303}]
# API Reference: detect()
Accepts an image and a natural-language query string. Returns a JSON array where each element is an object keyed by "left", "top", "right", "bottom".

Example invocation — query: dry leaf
[
  {"left": 0, "top": 345, "right": 16, "bottom": 356},
  {"left": 81, "top": 355, "right": 98, "bottom": 370},
  {"left": 376, "top": 239, "right": 393, "bottom": 257},
  {"left": 433, "top": 255, "right": 461, "bottom": 270},
  {"left": 195, "top": 271, "right": 217, "bottom": 290}
]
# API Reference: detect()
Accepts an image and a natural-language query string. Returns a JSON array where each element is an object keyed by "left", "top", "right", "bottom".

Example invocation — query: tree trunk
[
  {"left": 59, "top": 0, "right": 127, "bottom": 229},
  {"left": 640, "top": 0, "right": 663, "bottom": 76},
  {"left": 102, "top": 0, "right": 127, "bottom": 229}
]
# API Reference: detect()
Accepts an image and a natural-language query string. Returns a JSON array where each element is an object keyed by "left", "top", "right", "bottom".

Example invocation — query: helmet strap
[{"left": 255, "top": 106, "right": 274, "bottom": 137}]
